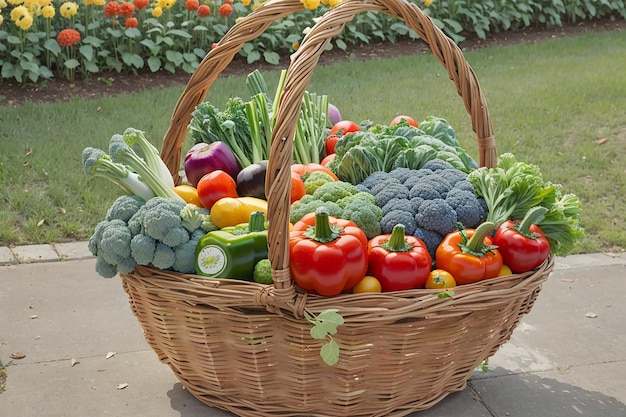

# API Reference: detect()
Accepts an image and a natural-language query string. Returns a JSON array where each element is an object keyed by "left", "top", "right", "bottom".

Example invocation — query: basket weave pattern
[{"left": 119, "top": 0, "right": 554, "bottom": 415}]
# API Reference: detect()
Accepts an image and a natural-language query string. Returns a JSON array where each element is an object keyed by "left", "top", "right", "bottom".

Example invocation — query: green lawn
[{"left": 0, "top": 28, "right": 624, "bottom": 253}]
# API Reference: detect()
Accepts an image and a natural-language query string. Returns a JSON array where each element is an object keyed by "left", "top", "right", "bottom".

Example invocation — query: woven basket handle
[{"left": 160, "top": 0, "right": 497, "bottom": 306}]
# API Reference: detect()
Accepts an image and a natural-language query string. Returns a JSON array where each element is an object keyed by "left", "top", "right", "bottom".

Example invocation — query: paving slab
[
  {"left": 1, "top": 255, "right": 625, "bottom": 417},
  {"left": 9, "top": 244, "right": 59, "bottom": 264},
  {"left": 53, "top": 241, "right": 95, "bottom": 261},
  {"left": 0, "top": 246, "right": 15, "bottom": 265}
]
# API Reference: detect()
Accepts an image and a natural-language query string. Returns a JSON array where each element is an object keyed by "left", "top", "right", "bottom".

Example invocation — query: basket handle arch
[{"left": 160, "top": 0, "right": 497, "bottom": 304}]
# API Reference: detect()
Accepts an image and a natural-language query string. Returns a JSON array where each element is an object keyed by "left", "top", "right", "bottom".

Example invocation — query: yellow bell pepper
[{"left": 210, "top": 197, "right": 268, "bottom": 228}]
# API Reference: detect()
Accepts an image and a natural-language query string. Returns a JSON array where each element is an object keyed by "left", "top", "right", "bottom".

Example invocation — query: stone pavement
[{"left": 1, "top": 243, "right": 625, "bottom": 417}]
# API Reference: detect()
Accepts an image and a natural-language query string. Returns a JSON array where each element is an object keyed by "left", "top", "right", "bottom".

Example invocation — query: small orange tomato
[
  {"left": 425, "top": 269, "right": 456, "bottom": 289},
  {"left": 352, "top": 276, "right": 382, "bottom": 293},
  {"left": 320, "top": 153, "right": 336, "bottom": 167},
  {"left": 390, "top": 115, "right": 419, "bottom": 128},
  {"left": 290, "top": 171, "right": 306, "bottom": 203},
  {"left": 174, "top": 184, "right": 202, "bottom": 207},
  {"left": 498, "top": 264, "right": 513, "bottom": 276}
]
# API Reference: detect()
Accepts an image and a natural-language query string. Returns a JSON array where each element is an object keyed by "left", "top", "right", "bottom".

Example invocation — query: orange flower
[
  {"left": 218, "top": 3, "right": 232, "bottom": 16},
  {"left": 185, "top": 0, "right": 198, "bottom": 10},
  {"left": 134, "top": 0, "right": 149, "bottom": 9},
  {"left": 125, "top": 16, "right": 138, "bottom": 27},
  {"left": 197, "top": 4, "right": 210, "bottom": 16},
  {"left": 223, "top": 0, "right": 232, "bottom": 3},
  {"left": 57, "top": 28, "right": 81, "bottom": 47},
  {"left": 118, "top": 1, "right": 135, "bottom": 17},
  {"left": 104, "top": 1, "right": 119, "bottom": 17}
]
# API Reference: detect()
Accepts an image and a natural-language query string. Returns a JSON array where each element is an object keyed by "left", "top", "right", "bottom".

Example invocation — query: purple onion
[
  {"left": 184, "top": 142, "right": 240, "bottom": 187},
  {"left": 328, "top": 103, "right": 342, "bottom": 126}
]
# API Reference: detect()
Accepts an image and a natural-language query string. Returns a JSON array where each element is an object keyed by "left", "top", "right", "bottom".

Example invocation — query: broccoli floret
[
  {"left": 311, "top": 181, "right": 359, "bottom": 202},
  {"left": 417, "top": 176, "right": 454, "bottom": 198},
  {"left": 98, "top": 219, "right": 133, "bottom": 266},
  {"left": 439, "top": 168, "right": 468, "bottom": 185},
  {"left": 380, "top": 209, "right": 417, "bottom": 235},
  {"left": 360, "top": 171, "right": 390, "bottom": 190},
  {"left": 95, "top": 256, "right": 119, "bottom": 279},
  {"left": 201, "top": 214, "right": 219, "bottom": 232},
  {"left": 387, "top": 167, "right": 415, "bottom": 183},
  {"left": 88, "top": 220, "right": 109, "bottom": 256},
  {"left": 403, "top": 169, "right": 434, "bottom": 189},
  {"left": 290, "top": 198, "right": 342, "bottom": 224},
  {"left": 172, "top": 229, "right": 205, "bottom": 273},
  {"left": 141, "top": 197, "right": 187, "bottom": 242},
  {"left": 105, "top": 195, "right": 146, "bottom": 222},
  {"left": 453, "top": 179, "right": 476, "bottom": 193},
  {"left": 382, "top": 198, "right": 412, "bottom": 216},
  {"left": 413, "top": 227, "right": 444, "bottom": 260},
  {"left": 304, "top": 171, "right": 336, "bottom": 194},
  {"left": 422, "top": 158, "right": 455, "bottom": 172},
  {"left": 130, "top": 233, "right": 157, "bottom": 265},
  {"left": 116, "top": 256, "right": 137, "bottom": 274},
  {"left": 355, "top": 184, "right": 370, "bottom": 193},
  {"left": 446, "top": 189, "right": 486, "bottom": 228},
  {"left": 374, "top": 183, "right": 410, "bottom": 207},
  {"left": 151, "top": 242, "right": 176, "bottom": 270},
  {"left": 415, "top": 199, "right": 457, "bottom": 236},
  {"left": 337, "top": 191, "right": 376, "bottom": 209},
  {"left": 409, "top": 182, "right": 441, "bottom": 201},
  {"left": 180, "top": 204, "right": 210, "bottom": 232},
  {"left": 127, "top": 203, "right": 147, "bottom": 236},
  {"left": 341, "top": 199, "right": 383, "bottom": 239},
  {"left": 409, "top": 197, "right": 424, "bottom": 215},
  {"left": 369, "top": 178, "right": 402, "bottom": 195},
  {"left": 253, "top": 259, "right": 273, "bottom": 284}
]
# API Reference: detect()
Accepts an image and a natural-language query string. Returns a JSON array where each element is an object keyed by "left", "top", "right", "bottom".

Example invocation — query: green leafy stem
[{"left": 304, "top": 309, "right": 344, "bottom": 366}]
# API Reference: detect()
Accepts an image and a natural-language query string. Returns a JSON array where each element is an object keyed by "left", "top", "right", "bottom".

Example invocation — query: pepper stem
[
  {"left": 463, "top": 221, "right": 498, "bottom": 256},
  {"left": 248, "top": 211, "right": 266, "bottom": 232},
  {"left": 381, "top": 224, "right": 412, "bottom": 252},
  {"left": 303, "top": 207, "right": 341, "bottom": 243},
  {"left": 516, "top": 206, "right": 548, "bottom": 238}
]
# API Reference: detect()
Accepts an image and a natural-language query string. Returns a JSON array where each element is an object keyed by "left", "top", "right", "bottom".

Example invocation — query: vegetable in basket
[
  {"left": 210, "top": 196, "right": 268, "bottom": 228},
  {"left": 468, "top": 153, "right": 584, "bottom": 256},
  {"left": 184, "top": 142, "right": 240, "bottom": 187},
  {"left": 435, "top": 222, "right": 503, "bottom": 285},
  {"left": 196, "top": 170, "right": 238, "bottom": 209},
  {"left": 195, "top": 211, "right": 268, "bottom": 280},
  {"left": 367, "top": 224, "right": 432, "bottom": 292},
  {"left": 289, "top": 207, "right": 368, "bottom": 297},
  {"left": 492, "top": 206, "right": 551, "bottom": 273}
]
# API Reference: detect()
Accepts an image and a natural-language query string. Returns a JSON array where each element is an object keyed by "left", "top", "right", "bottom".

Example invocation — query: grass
[{"left": 0, "top": 29, "right": 624, "bottom": 253}]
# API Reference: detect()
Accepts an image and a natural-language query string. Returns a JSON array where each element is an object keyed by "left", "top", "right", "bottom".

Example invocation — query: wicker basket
[{"left": 119, "top": 0, "right": 555, "bottom": 415}]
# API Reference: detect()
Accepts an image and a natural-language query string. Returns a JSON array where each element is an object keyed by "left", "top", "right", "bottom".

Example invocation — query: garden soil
[{"left": 1, "top": 17, "right": 623, "bottom": 107}]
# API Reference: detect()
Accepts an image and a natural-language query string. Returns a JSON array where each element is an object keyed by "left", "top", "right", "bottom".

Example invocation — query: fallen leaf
[
  {"left": 71, "top": 358, "right": 79, "bottom": 367},
  {"left": 59, "top": 207, "right": 67, "bottom": 215},
  {"left": 96, "top": 106, "right": 102, "bottom": 112},
  {"left": 25, "top": 147, "right": 33, "bottom": 157},
  {"left": 29, "top": 314, "right": 38, "bottom": 319},
  {"left": 105, "top": 352, "right": 116, "bottom": 359},
  {"left": 10, "top": 352, "right": 26, "bottom": 359},
  {"left": 117, "top": 383, "right": 129, "bottom": 390},
  {"left": 585, "top": 312, "right": 598, "bottom": 318},
  {"left": 37, "top": 219, "right": 45, "bottom": 227},
  {"left": 23, "top": 161, "right": 30, "bottom": 168},
  {"left": 595, "top": 137, "right": 608, "bottom": 145},
  {"left": 560, "top": 279, "right": 575, "bottom": 283}
]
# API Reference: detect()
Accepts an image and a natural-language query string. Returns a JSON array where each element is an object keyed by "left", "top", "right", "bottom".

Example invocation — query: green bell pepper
[{"left": 195, "top": 211, "right": 268, "bottom": 280}]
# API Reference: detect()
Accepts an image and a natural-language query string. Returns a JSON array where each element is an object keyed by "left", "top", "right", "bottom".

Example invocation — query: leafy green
[
  {"left": 468, "top": 153, "right": 584, "bottom": 256},
  {"left": 328, "top": 119, "right": 478, "bottom": 184},
  {"left": 304, "top": 309, "right": 344, "bottom": 366}
]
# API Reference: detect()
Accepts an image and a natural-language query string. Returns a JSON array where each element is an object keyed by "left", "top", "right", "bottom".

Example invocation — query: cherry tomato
[
  {"left": 290, "top": 163, "right": 339, "bottom": 181},
  {"left": 352, "top": 276, "right": 382, "bottom": 293},
  {"left": 498, "top": 264, "right": 513, "bottom": 276},
  {"left": 320, "top": 153, "right": 335, "bottom": 167},
  {"left": 174, "top": 184, "right": 202, "bottom": 207},
  {"left": 290, "top": 171, "right": 306, "bottom": 203},
  {"left": 196, "top": 170, "right": 238, "bottom": 209},
  {"left": 425, "top": 269, "right": 457, "bottom": 289},
  {"left": 329, "top": 120, "right": 360, "bottom": 137},
  {"left": 390, "top": 115, "right": 419, "bottom": 128},
  {"left": 325, "top": 135, "right": 340, "bottom": 155}
]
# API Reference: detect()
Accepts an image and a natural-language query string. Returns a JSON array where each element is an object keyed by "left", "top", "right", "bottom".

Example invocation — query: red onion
[{"left": 184, "top": 142, "right": 240, "bottom": 187}]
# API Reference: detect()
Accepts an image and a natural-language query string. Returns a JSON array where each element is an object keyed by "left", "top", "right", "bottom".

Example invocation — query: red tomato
[
  {"left": 390, "top": 115, "right": 419, "bottom": 128},
  {"left": 329, "top": 120, "right": 360, "bottom": 137},
  {"left": 290, "top": 163, "right": 339, "bottom": 181},
  {"left": 320, "top": 153, "right": 335, "bottom": 167},
  {"left": 325, "top": 135, "right": 340, "bottom": 155},
  {"left": 196, "top": 170, "right": 238, "bottom": 209},
  {"left": 290, "top": 171, "right": 306, "bottom": 203}
]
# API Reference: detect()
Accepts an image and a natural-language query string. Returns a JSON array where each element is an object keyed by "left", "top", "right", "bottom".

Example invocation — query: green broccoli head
[
  {"left": 303, "top": 171, "right": 337, "bottom": 195},
  {"left": 105, "top": 195, "right": 146, "bottom": 223},
  {"left": 341, "top": 199, "right": 383, "bottom": 239},
  {"left": 253, "top": 259, "right": 273, "bottom": 284},
  {"left": 311, "top": 180, "right": 359, "bottom": 203},
  {"left": 290, "top": 197, "right": 343, "bottom": 224}
]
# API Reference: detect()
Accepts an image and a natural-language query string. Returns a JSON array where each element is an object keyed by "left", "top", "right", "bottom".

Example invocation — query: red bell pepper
[
  {"left": 493, "top": 207, "right": 551, "bottom": 273},
  {"left": 367, "top": 224, "right": 432, "bottom": 291},
  {"left": 435, "top": 222, "right": 503, "bottom": 285},
  {"left": 289, "top": 207, "right": 368, "bottom": 296}
]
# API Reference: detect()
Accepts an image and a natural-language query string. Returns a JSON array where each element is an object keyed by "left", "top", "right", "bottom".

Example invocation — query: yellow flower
[
  {"left": 292, "top": 42, "right": 299, "bottom": 51},
  {"left": 59, "top": 1, "right": 78, "bottom": 18},
  {"left": 0, "top": 14, "right": 3, "bottom": 26},
  {"left": 151, "top": 5, "right": 162, "bottom": 16},
  {"left": 0, "top": 0, "right": 7, "bottom": 7},
  {"left": 240, "top": 0, "right": 250, "bottom": 5},
  {"left": 7, "top": 0, "right": 23, "bottom": 5},
  {"left": 10, "top": 4, "right": 28, "bottom": 20},
  {"left": 16, "top": 12, "right": 32, "bottom": 29},
  {"left": 91, "top": 0, "right": 104, "bottom": 5},
  {"left": 42, "top": 4, "right": 54, "bottom": 17},
  {"left": 423, "top": 0, "right": 432, "bottom": 7},
  {"left": 157, "top": 0, "right": 175, "bottom": 9},
  {"left": 300, "top": 0, "right": 319, "bottom": 10},
  {"left": 328, "top": 0, "right": 340, "bottom": 7}
]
